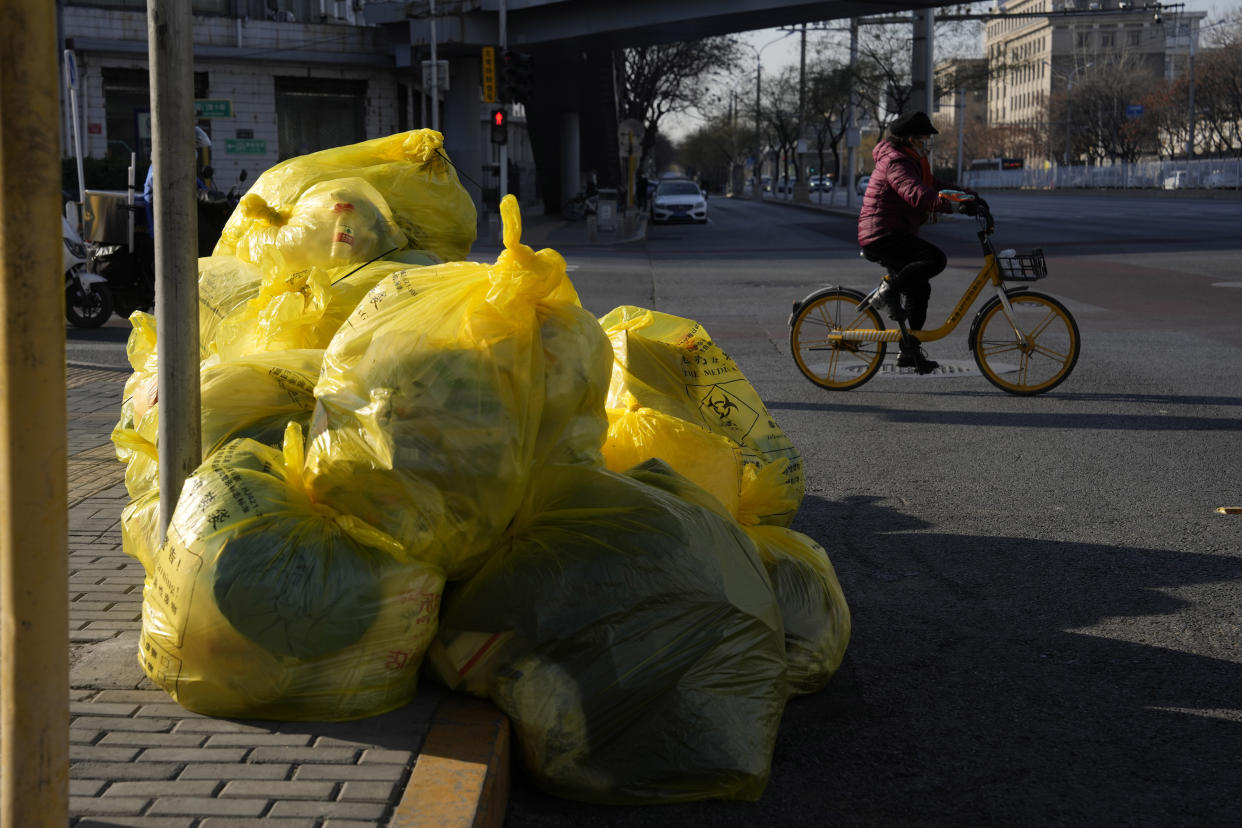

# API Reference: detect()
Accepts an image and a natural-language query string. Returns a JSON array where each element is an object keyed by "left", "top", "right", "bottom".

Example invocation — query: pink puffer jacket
[{"left": 857, "top": 139, "right": 953, "bottom": 247}]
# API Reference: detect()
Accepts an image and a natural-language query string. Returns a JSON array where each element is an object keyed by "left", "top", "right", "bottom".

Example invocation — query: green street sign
[
  {"left": 195, "top": 99, "right": 234, "bottom": 118},
  {"left": 225, "top": 138, "right": 267, "bottom": 154}
]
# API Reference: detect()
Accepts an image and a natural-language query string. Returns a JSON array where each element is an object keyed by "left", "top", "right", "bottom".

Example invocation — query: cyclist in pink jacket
[{"left": 858, "top": 111, "right": 978, "bottom": 372}]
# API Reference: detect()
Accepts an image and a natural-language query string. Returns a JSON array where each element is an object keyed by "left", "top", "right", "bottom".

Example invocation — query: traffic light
[
  {"left": 500, "top": 49, "right": 534, "bottom": 104},
  {"left": 490, "top": 108, "right": 507, "bottom": 145}
]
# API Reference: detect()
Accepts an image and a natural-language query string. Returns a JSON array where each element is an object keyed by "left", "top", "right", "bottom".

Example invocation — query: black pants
[{"left": 861, "top": 233, "right": 947, "bottom": 331}]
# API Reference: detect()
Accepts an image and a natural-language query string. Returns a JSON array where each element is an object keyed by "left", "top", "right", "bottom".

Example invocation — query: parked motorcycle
[
  {"left": 561, "top": 189, "right": 599, "bottom": 221},
  {"left": 197, "top": 167, "right": 248, "bottom": 254},
  {"left": 87, "top": 168, "right": 248, "bottom": 321},
  {"left": 89, "top": 231, "right": 155, "bottom": 320},
  {"left": 63, "top": 213, "right": 113, "bottom": 328}
]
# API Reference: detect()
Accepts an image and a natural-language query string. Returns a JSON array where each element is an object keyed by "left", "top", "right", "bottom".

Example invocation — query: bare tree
[
  {"left": 1070, "top": 52, "right": 1160, "bottom": 162},
  {"left": 1194, "top": 12, "right": 1242, "bottom": 157},
  {"left": 619, "top": 37, "right": 743, "bottom": 173},
  {"left": 763, "top": 66, "right": 802, "bottom": 184},
  {"left": 1138, "top": 78, "right": 1189, "bottom": 159},
  {"left": 805, "top": 59, "right": 853, "bottom": 184},
  {"left": 676, "top": 92, "right": 758, "bottom": 193}
]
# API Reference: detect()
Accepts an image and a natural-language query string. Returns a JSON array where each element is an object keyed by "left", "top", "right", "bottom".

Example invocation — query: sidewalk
[{"left": 65, "top": 365, "right": 509, "bottom": 827}]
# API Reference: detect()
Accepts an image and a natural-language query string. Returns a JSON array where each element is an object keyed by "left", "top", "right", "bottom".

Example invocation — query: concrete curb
[{"left": 389, "top": 697, "right": 511, "bottom": 828}]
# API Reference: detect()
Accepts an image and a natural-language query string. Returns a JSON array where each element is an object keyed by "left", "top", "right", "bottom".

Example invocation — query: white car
[{"left": 649, "top": 179, "right": 707, "bottom": 224}]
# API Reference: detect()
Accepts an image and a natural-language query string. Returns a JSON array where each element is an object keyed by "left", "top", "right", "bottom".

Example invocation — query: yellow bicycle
[{"left": 788, "top": 201, "right": 1080, "bottom": 396}]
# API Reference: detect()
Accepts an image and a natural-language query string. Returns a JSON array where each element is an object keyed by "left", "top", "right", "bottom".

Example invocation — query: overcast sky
[{"left": 663, "top": 0, "right": 1239, "bottom": 140}]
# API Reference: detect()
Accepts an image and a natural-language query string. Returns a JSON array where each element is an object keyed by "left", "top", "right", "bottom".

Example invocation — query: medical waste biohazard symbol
[{"left": 689, "top": 382, "right": 759, "bottom": 441}]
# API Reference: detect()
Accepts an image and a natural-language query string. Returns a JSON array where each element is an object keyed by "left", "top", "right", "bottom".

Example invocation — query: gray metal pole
[
  {"left": 1065, "top": 75, "right": 1073, "bottom": 166},
  {"left": 499, "top": 0, "right": 508, "bottom": 199},
  {"left": 846, "top": 18, "right": 858, "bottom": 210},
  {"left": 797, "top": 23, "right": 806, "bottom": 183},
  {"left": 955, "top": 88, "right": 965, "bottom": 183},
  {"left": 147, "top": 0, "right": 201, "bottom": 536},
  {"left": 754, "top": 57, "right": 762, "bottom": 200},
  {"left": 1185, "top": 35, "right": 1196, "bottom": 159},
  {"left": 912, "top": 9, "right": 935, "bottom": 115},
  {"left": 430, "top": 0, "right": 439, "bottom": 132}
]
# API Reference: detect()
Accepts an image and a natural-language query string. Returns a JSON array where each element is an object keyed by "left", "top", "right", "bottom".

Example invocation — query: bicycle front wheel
[
  {"left": 790, "top": 288, "right": 887, "bottom": 390},
  {"left": 971, "top": 290, "right": 1080, "bottom": 395}
]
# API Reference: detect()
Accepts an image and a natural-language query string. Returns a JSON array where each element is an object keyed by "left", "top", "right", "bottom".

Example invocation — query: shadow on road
[
  {"left": 766, "top": 396, "right": 1242, "bottom": 432},
  {"left": 505, "top": 493, "right": 1242, "bottom": 826}
]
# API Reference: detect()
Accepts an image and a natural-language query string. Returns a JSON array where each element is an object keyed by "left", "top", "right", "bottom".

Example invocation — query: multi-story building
[
  {"left": 983, "top": 0, "right": 1204, "bottom": 162},
  {"left": 57, "top": 0, "right": 539, "bottom": 217},
  {"left": 932, "top": 57, "right": 988, "bottom": 172}
]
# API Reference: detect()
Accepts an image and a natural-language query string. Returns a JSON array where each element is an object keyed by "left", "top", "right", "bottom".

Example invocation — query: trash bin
[{"left": 596, "top": 188, "right": 618, "bottom": 232}]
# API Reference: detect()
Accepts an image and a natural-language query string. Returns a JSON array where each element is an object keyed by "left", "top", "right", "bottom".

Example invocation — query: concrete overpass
[{"left": 363, "top": 0, "right": 948, "bottom": 213}]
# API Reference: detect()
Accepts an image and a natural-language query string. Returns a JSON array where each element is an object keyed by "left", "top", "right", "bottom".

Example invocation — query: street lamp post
[{"left": 741, "top": 32, "right": 795, "bottom": 200}]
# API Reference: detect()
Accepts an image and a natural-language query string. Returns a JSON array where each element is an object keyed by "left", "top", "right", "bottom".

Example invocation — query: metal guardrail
[{"left": 965, "top": 157, "right": 1242, "bottom": 191}]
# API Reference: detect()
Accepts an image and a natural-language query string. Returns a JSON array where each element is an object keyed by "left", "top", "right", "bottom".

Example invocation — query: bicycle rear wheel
[
  {"left": 789, "top": 288, "right": 887, "bottom": 390},
  {"left": 971, "top": 290, "right": 1080, "bottom": 395}
]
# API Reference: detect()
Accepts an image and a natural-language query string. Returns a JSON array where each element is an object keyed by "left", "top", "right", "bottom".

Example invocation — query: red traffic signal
[{"left": 490, "top": 108, "right": 507, "bottom": 145}]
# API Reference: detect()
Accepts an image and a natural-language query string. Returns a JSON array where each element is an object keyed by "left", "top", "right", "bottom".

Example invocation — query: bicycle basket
[{"left": 997, "top": 247, "right": 1047, "bottom": 282}]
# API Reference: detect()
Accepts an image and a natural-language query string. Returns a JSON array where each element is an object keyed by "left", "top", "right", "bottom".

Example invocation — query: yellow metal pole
[{"left": 0, "top": 0, "right": 70, "bottom": 824}]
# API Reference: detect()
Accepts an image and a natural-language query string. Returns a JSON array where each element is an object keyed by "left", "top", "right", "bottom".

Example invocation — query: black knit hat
[{"left": 889, "top": 111, "right": 939, "bottom": 137}]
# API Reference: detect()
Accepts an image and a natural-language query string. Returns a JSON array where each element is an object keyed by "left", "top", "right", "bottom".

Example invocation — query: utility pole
[
  {"left": 2, "top": 1, "right": 69, "bottom": 822},
  {"left": 754, "top": 56, "right": 763, "bottom": 200},
  {"left": 912, "top": 9, "right": 935, "bottom": 115},
  {"left": 148, "top": 0, "right": 201, "bottom": 536},
  {"left": 429, "top": 0, "right": 439, "bottom": 131},
  {"left": 955, "top": 88, "right": 966, "bottom": 183},
  {"left": 1185, "top": 27, "right": 1196, "bottom": 159},
  {"left": 797, "top": 22, "right": 806, "bottom": 185},
  {"left": 498, "top": 0, "right": 507, "bottom": 199},
  {"left": 846, "top": 18, "right": 859, "bottom": 209}
]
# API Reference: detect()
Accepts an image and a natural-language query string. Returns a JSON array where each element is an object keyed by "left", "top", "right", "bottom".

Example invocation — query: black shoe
[{"left": 897, "top": 345, "right": 939, "bottom": 374}]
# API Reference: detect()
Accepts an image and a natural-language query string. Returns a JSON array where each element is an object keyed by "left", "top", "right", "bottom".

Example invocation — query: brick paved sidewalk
[{"left": 64, "top": 364, "right": 505, "bottom": 827}]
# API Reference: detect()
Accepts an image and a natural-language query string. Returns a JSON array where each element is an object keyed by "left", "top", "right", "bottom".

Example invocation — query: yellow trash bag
[
  {"left": 534, "top": 298, "right": 612, "bottom": 469},
  {"left": 599, "top": 305, "right": 804, "bottom": 526},
  {"left": 139, "top": 423, "right": 445, "bottom": 721},
  {"left": 224, "top": 177, "right": 407, "bottom": 275},
  {"left": 198, "top": 255, "right": 265, "bottom": 358},
  {"left": 603, "top": 392, "right": 799, "bottom": 521},
  {"left": 214, "top": 129, "right": 476, "bottom": 263},
  {"left": 626, "top": 459, "right": 848, "bottom": 694},
  {"left": 209, "top": 257, "right": 415, "bottom": 361},
  {"left": 112, "top": 312, "right": 160, "bottom": 486},
  {"left": 428, "top": 461, "right": 787, "bottom": 804},
  {"left": 306, "top": 195, "right": 608, "bottom": 580},
  {"left": 121, "top": 489, "right": 161, "bottom": 576},
  {"left": 744, "top": 524, "right": 851, "bottom": 695},
  {"left": 111, "top": 347, "right": 323, "bottom": 501}
]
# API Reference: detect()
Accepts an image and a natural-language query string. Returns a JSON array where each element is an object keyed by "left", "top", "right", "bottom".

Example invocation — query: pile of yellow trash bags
[{"left": 110, "top": 129, "right": 850, "bottom": 805}]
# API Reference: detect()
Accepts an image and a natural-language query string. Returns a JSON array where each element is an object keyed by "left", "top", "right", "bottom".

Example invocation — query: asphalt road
[
  {"left": 66, "top": 192, "right": 1242, "bottom": 825},
  {"left": 502, "top": 193, "right": 1242, "bottom": 827}
]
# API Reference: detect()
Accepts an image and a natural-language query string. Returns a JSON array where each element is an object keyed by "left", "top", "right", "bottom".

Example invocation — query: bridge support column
[{"left": 560, "top": 111, "right": 580, "bottom": 203}]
